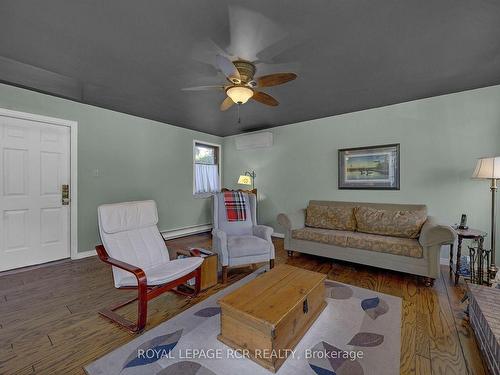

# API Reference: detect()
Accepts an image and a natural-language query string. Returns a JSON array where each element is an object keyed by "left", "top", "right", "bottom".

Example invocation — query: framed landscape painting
[{"left": 338, "top": 144, "right": 400, "bottom": 190}]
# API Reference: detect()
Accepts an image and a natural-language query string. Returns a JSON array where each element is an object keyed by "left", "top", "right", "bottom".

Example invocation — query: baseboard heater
[{"left": 161, "top": 224, "right": 213, "bottom": 240}]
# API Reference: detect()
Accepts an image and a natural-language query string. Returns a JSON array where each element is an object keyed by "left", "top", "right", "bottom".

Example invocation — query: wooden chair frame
[{"left": 96, "top": 243, "right": 201, "bottom": 333}]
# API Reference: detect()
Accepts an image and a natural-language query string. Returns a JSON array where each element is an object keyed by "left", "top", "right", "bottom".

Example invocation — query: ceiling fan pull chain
[{"left": 237, "top": 104, "right": 241, "bottom": 124}]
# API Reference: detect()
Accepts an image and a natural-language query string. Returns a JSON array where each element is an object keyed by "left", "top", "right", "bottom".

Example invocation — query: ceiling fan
[{"left": 183, "top": 55, "right": 297, "bottom": 111}]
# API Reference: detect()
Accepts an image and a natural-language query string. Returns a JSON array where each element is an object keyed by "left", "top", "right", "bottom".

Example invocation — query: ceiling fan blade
[
  {"left": 190, "top": 38, "right": 236, "bottom": 77},
  {"left": 191, "top": 38, "right": 236, "bottom": 64},
  {"left": 257, "top": 73, "right": 297, "bottom": 87},
  {"left": 220, "top": 96, "right": 235, "bottom": 111},
  {"left": 216, "top": 54, "right": 241, "bottom": 81},
  {"left": 252, "top": 91, "right": 279, "bottom": 106},
  {"left": 181, "top": 85, "right": 224, "bottom": 91},
  {"left": 227, "top": 5, "right": 287, "bottom": 61}
]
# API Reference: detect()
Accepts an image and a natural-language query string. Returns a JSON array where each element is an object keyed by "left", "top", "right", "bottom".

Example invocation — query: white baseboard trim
[
  {"left": 272, "top": 232, "right": 285, "bottom": 238},
  {"left": 161, "top": 224, "right": 212, "bottom": 240},
  {"left": 73, "top": 249, "right": 97, "bottom": 260}
]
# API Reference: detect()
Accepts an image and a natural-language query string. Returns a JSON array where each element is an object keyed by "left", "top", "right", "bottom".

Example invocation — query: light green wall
[
  {"left": 223, "top": 85, "right": 500, "bottom": 256},
  {"left": 2, "top": 83, "right": 500, "bottom": 257},
  {"left": 0, "top": 83, "right": 222, "bottom": 253}
]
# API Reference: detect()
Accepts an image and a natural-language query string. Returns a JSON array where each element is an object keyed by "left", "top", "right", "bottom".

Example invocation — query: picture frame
[{"left": 338, "top": 143, "right": 400, "bottom": 190}]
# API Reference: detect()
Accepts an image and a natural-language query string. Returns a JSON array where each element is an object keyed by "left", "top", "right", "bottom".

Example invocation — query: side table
[
  {"left": 176, "top": 248, "right": 218, "bottom": 291},
  {"left": 449, "top": 227, "right": 487, "bottom": 285}
]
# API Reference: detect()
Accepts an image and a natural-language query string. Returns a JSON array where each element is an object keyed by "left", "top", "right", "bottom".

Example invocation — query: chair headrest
[{"left": 98, "top": 200, "right": 159, "bottom": 234}]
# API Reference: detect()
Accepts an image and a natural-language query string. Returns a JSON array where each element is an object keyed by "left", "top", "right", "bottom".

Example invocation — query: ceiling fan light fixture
[{"left": 226, "top": 86, "right": 253, "bottom": 104}]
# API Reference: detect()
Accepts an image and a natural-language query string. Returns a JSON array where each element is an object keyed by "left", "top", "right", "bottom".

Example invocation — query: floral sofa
[{"left": 277, "top": 200, "right": 456, "bottom": 285}]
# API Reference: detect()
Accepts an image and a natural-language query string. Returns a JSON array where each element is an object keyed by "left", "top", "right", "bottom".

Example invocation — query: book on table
[{"left": 188, "top": 247, "right": 214, "bottom": 257}]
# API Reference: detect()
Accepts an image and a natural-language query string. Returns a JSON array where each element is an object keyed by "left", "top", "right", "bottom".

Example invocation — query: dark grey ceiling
[{"left": 1, "top": 0, "right": 500, "bottom": 136}]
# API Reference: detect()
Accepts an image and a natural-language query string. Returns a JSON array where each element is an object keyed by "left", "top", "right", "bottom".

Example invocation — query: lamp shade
[
  {"left": 238, "top": 175, "right": 252, "bottom": 185},
  {"left": 226, "top": 86, "right": 253, "bottom": 104},
  {"left": 472, "top": 156, "right": 500, "bottom": 179}
]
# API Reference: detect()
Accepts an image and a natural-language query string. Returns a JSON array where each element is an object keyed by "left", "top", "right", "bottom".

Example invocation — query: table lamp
[{"left": 472, "top": 156, "right": 500, "bottom": 279}]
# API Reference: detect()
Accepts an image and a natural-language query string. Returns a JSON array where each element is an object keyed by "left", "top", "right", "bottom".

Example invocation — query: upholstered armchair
[{"left": 212, "top": 192, "right": 275, "bottom": 283}]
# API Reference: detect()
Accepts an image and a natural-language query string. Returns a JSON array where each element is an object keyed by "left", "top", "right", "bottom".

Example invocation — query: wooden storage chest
[{"left": 218, "top": 264, "right": 326, "bottom": 372}]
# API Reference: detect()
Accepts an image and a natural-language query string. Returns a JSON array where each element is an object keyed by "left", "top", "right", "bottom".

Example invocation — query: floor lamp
[
  {"left": 472, "top": 156, "right": 500, "bottom": 279},
  {"left": 238, "top": 171, "right": 258, "bottom": 217},
  {"left": 237, "top": 170, "right": 257, "bottom": 194}
]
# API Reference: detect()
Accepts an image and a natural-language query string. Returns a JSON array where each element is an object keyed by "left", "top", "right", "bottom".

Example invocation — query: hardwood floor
[{"left": 0, "top": 234, "right": 488, "bottom": 375}]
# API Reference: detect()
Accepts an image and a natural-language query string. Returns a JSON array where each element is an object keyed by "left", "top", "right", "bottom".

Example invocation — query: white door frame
[{"left": 0, "top": 108, "right": 78, "bottom": 260}]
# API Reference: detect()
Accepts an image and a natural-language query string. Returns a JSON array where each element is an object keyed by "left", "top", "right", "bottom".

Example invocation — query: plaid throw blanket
[{"left": 223, "top": 191, "right": 247, "bottom": 221}]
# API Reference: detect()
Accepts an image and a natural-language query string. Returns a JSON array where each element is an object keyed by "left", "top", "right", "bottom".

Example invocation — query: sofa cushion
[
  {"left": 346, "top": 231, "right": 423, "bottom": 258},
  {"left": 227, "top": 235, "right": 270, "bottom": 258},
  {"left": 291, "top": 228, "right": 349, "bottom": 247},
  {"left": 354, "top": 206, "right": 427, "bottom": 239},
  {"left": 305, "top": 204, "right": 356, "bottom": 231}
]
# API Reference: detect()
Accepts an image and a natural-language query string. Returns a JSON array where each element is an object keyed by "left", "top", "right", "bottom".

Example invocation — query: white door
[{"left": 0, "top": 115, "right": 70, "bottom": 271}]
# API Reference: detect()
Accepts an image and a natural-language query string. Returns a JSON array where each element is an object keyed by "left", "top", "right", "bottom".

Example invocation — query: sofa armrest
[
  {"left": 277, "top": 209, "right": 306, "bottom": 251},
  {"left": 419, "top": 216, "right": 456, "bottom": 247},
  {"left": 211, "top": 228, "right": 229, "bottom": 266},
  {"left": 277, "top": 209, "right": 306, "bottom": 231}
]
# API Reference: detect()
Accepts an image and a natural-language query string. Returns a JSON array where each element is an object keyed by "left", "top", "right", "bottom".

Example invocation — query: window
[{"left": 193, "top": 141, "right": 221, "bottom": 196}]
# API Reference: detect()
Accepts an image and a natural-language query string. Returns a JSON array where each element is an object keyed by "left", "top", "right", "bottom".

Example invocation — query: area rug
[{"left": 85, "top": 267, "right": 401, "bottom": 375}]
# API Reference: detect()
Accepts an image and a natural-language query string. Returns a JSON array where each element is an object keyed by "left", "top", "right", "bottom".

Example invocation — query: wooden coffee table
[{"left": 217, "top": 264, "right": 326, "bottom": 372}]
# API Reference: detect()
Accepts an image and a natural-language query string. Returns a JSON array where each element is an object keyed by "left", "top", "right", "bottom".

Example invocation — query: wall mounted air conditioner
[{"left": 235, "top": 131, "right": 273, "bottom": 150}]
